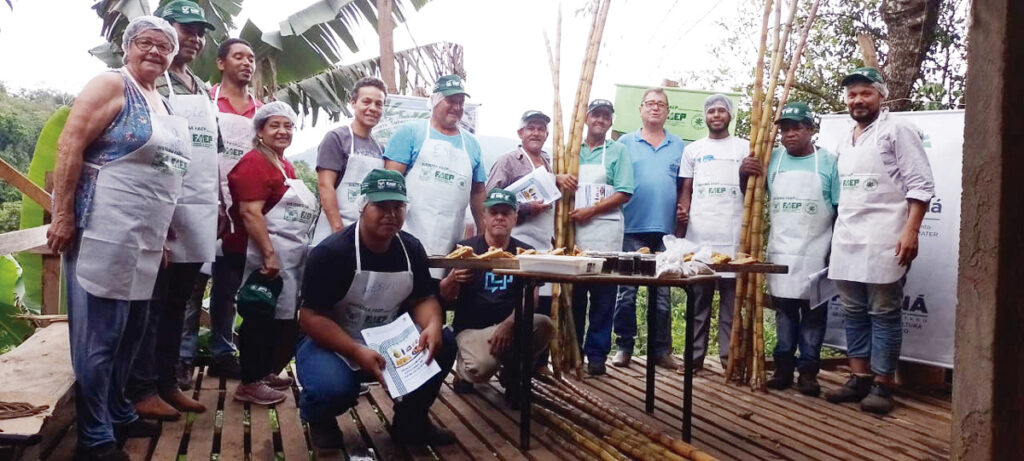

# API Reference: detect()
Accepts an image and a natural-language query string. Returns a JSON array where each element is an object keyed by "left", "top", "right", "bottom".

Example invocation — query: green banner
[{"left": 612, "top": 84, "right": 740, "bottom": 141}]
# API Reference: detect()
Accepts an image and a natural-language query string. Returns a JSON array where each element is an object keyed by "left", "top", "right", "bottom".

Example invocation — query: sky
[{"left": 0, "top": 0, "right": 748, "bottom": 154}]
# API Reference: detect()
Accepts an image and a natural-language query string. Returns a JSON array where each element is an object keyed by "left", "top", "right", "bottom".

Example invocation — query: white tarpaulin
[
  {"left": 816, "top": 110, "right": 962, "bottom": 369},
  {"left": 372, "top": 94, "right": 480, "bottom": 145}
]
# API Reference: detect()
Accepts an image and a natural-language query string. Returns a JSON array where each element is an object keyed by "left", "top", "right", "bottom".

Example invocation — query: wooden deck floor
[{"left": 41, "top": 357, "right": 951, "bottom": 461}]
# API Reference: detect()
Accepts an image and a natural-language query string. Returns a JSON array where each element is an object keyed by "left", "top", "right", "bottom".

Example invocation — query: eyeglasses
[
  {"left": 133, "top": 38, "right": 174, "bottom": 56},
  {"left": 642, "top": 101, "right": 668, "bottom": 109}
]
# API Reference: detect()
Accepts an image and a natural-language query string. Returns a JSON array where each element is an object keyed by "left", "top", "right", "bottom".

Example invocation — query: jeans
[
  {"left": 686, "top": 278, "right": 736, "bottom": 367},
  {"left": 296, "top": 328, "right": 457, "bottom": 425},
  {"left": 65, "top": 237, "right": 149, "bottom": 448},
  {"left": 835, "top": 278, "right": 905, "bottom": 377},
  {"left": 196, "top": 253, "right": 244, "bottom": 360},
  {"left": 572, "top": 283, "right": 616, "bottom": 362},
  {"left": 771, "top": 296, "right": 826, "bottom": 371},
  {"left": 178, "top": 271, "right": 210, "bottom": 363},
  {"left": 613, "top": 233, "right": 672, "bottom": 356},
  {"left": 127, "top": 262, "right": 202, "bottom": 401}
]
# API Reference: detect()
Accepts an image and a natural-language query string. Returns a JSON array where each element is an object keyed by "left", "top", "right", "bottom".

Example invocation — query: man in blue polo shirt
[{"left": 612, "top": 88, "right": 686, "bottom": 370}]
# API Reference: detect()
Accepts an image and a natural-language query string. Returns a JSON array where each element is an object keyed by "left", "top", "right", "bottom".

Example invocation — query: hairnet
[
  {"left": 357, "top": 195, "right": 369, "bottom": 215},
  {"left": 429, "top": 92, "right": 445, "bottom": 109},
  {"left": 871, "top": 82, "right": 890, "bottom": 99},
  {"left": 704, "top": 94, "right": 734, "bottom": 118},
  {"left": 121, "top": 15, "right": 179, "bottom": 60},
  {"left": 253, "top": 101, "right": 298, "bottom": 131}
]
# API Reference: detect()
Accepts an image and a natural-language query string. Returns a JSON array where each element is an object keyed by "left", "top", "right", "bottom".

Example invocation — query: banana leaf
[{"left": 0, "top": 255, "right": 31, "bottom": 351}]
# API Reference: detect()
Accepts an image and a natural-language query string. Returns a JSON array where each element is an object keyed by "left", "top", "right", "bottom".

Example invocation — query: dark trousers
[
  {"left": 771, "top": 296, "right": 827, "bottom": 371},
  {"left": 126, "top": 262, "right": 202, "bottom": 401},
  {"left": 238, "top": 312, "right": 298, "bottom": 384},
  {"left": 613, "top": 232, "right": 673, "bottom": 356},
  {"left": 208, "top": 253, "right": 246, "bottom": 359},
  {"left": 572, "top": 283, "right": 616, "bottom": 362}
]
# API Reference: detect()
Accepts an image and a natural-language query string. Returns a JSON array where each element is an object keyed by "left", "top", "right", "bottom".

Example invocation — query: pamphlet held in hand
[{"left": 361, "top": 313, "right": 442, "bottom": 399}]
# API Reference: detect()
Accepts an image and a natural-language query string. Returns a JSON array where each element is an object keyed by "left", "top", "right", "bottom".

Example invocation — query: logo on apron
[
  {"left": 192, "top": 131, "right": 215, "bottom": 149},
  {"left": 223, "top": 147, "right": 246, "bottom": 159},
  {"left": 152, "top": 149, "right": 189, "bottom": 176},
  {"left": 806, "top": 202, "right": 820, "bottom": 215},
  {"left": 841, "top": 178, "right": 861, "bottom": 191},
  {"left": 864, "top": 177, "right": 879, "bottom": 191},
  {"left": 284, "top": 204, "right": 317, "bottom": 224}
]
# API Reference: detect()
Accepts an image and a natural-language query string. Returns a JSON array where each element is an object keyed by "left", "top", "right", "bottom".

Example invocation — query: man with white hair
[
  {"left": 824, "top": 67, "right": 934, "bottom": 414},
  {"left": 384, "top": 74, "right": 487, "bottom": 279},
  {"left": 676, "top": 94, "right": 750, "bottom": 370}
]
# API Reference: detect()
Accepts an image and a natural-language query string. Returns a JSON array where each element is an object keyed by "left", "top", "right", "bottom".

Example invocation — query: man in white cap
[
  {"left": 384, "top": 74, "right": 487, "bottom": 280},
  {"left": 676, "top": 94, "right": 749, "bottom": 370}
]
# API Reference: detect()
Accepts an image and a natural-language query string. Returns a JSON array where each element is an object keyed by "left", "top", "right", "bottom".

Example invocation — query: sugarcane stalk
[
  {"left": 548, "top": 429, "right": 600, "bottom": 461},
  {"left": 535, "top": 406, "right": 625, "bottom": 461}
]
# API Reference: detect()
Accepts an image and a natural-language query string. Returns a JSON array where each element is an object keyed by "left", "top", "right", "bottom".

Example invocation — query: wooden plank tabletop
[
  {"left": 428, "top": 257, "right": 520, "bottom": 270},
  {"left": 708, "top": 262, "right": 788, "bottom": 273},
  {"left": 492, "top": 269, "right": 720, "bottom": 287}
]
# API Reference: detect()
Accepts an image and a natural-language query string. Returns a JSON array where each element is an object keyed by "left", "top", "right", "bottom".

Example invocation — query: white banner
[
  {"left": 372, "top": 94, "right": 480, "bottom": 146},
  {"left": 816, "top": 110, "right": 962, "bottom": 369}
]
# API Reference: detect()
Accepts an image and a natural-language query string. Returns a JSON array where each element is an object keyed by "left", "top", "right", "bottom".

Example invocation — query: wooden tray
[
  {"left": 428, "top": 257, "right": 520, "bottom": 270},
  {"left": 708, "top": 262, "right": 788, "bottom": 273}
]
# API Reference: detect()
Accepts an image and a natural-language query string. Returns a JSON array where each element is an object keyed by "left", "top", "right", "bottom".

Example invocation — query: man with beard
[
  {"left": 384, "top": 74, "right": 487, "bottom": 280},
  {"left": 676, "top": 94, "right": 748, "bottom": 371},
  {"left": 612, "top": 88, "right": 686, "bottom": 370},
  {"left": 740, "top": 102, "right": 839, "bottom": 396},
  {"left": 824, "top": 68, "right": 934, "bottom": 414},
  {"left": 125, "top": 0, "right": 217, "bottom": 421},
  {"left": 311, "top": 77, "right": 388, "bottom": 245}
]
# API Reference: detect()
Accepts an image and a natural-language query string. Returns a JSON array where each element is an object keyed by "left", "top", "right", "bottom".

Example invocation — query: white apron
[
  {"left": 829, "top": 124, "right": 909, "bottom": 284},
  {"left": 242, "top": 161, "right": 318, "bottom": 319},
  {"left": 511, "top": 150, "right": 556, "bottom": 252},
  {"left": 214, "top": 85, "right": 258, "bottom": 222},
  {"left": 311, "top": 125, "right": 383, "bottom": 246},
  {"left": 76, "top": 69, "right": 190, "bottom": 300},
  {"left": 687, "top": 144, "right": 743, "bottom": 278},
  {"left": 766, "top": 149, "right": 836, "bottom": 299},
  {"left": 574, "top": 142, "right": 625, "bottom": 252},
  {"left": 165, "top": 73, "right": 219, "bottom": 263},
  {"left": 403, "top": 126, "right": 473, "bottom": 278},
  {"left": 332, "top": 226, "right": 415, "bottom": 369}
]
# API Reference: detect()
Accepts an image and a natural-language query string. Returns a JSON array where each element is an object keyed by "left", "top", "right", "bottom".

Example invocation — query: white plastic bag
[{"left": 656, "top": 235, "right": 714, "bottom": 278}]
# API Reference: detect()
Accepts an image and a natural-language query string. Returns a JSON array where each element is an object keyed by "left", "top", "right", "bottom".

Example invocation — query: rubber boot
[
  {"left": 825, "top": 374, "right": 874, "bottom": 403},
  {"left": 765, "top": 355, "right": 795, "bottom": 390},
  {"left": 860, "top": 383, "right": 895, "bottom": 414},
  {"left": 795, "top": 365, "right": 821, "bottom": 396}
]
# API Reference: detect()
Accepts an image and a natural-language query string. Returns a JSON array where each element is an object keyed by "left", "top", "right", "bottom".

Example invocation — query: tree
[
  {"left": 882, "top": 0, "right": 943, "bottom": 111},
  {"left": 89, "top": 0, "right": 461, "bottom": 123}
]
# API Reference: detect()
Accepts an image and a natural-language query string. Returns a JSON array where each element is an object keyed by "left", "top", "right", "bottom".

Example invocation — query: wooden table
[{"left": 492, "top": 270, "right": 720, "bottom": 449}]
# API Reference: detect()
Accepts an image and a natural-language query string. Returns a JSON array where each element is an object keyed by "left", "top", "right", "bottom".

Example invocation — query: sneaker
[
  {"left": 653, "top": 354, "right": 682, "bottom": 371},
  {"left": 611, "top": 350, "right": 632, "bottom": 367},
  {"left": 307, "top": 419, "right": 345, "bottom": 450},
  {"left": 77, "top": 442, "right": 130, "bottom": 461},
  {"left": 825, "top": 374, "right": 874, "bottom": 403},
  {"left": 207, "top": 355, "right": 241, "bottom": 379},
  {"left": 795, "top": 369, "right": 821, "bottom": 397},
  {"left": 452, "top": 377, "right": 474, "bottom": 394},
  {"left": 262, "top": 373, "right": 294, "bottom": 390},
  {"left": 132, "top": 394, "right": 180, "bottom": 421},
  {"left": 587, "top": 360, "right": 606, "bottom": 376},
  {"left": 233, "top": 382, "right": 286, "bottom": 406},
  {"left": 176, "top": 361, "right": 194, "bottom": 391},
  {"left": 390, "top": 420, "right": 455, "bottom": 446},
  {"left": 114, "top": 418, "right": 161, "bottom": 443},
  {"left": 358, "top": 383, "right": 371, "bottom": 396},
  {"left": 860, "top": 384, "right": 895, "bottom": 414}
]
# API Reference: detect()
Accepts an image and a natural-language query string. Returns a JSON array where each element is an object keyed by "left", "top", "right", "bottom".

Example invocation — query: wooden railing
[{"left": 0, "top": 157, "right": 61, "bottom": 315}]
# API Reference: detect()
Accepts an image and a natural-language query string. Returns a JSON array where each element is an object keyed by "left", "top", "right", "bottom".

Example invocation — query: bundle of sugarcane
[
  {"left": 532, "top": 377, "right": 717, "bottom": 460},
  {"left": 725, "top": 0, "right": 821, "bottom": 389},
  {"left": 545, "top": 0, "right": 613, "bottom": 377}
]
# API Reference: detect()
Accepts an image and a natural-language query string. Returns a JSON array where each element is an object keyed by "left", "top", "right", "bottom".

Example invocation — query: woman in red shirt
[{"left": 228, "top": 102, "right": 317, "bottom": 405}]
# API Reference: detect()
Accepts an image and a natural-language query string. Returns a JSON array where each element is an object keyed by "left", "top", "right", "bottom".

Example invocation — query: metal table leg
[
  {"left": 645, "top": 285, "right": 655, "bottom": 414},
  {"left": 683, "top": 287, "right": 695, "bottom": 443},
  {"left": 518, "top": 286, "right": 535, "bottom": 450}
]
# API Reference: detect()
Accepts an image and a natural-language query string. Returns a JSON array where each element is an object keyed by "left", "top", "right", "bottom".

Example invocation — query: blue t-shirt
[
  {"left": 383, "top": 120, "right": 487, "bottom": 183},
  {"left": 766, "top": 146, "right": 840, "bottom": 206},
  {"left": 618, "top": 130, "right": 685, "bottom": 234}
]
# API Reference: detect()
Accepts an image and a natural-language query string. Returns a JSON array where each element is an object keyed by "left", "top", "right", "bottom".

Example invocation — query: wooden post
[
  {"left": 42, "top": 173, "right": 61, "bottom": 315},
  {"left": 377, "top": 0, "right": 397, "bottom": 93}
]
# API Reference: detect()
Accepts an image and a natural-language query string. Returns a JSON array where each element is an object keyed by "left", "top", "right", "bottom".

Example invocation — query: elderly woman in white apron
[
  {"left": 228, "top": 102, "right": 317, "bottom": 405},
  {"left": 46, "top": 16, "right": 189, "bottom": 460}
]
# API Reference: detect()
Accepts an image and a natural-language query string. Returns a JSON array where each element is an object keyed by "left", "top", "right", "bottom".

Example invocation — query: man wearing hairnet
[
  {"left": 384, "top": 74, "right": 487, "bottom": 280},
  {"left": 824, "top": 68, "right": 934, "bottom": 414},
  {"left": 676, "top": 94, "right": 750, "bottom": 371}
]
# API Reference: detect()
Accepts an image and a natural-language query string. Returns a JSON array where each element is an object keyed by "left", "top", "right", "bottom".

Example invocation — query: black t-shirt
[
  {"left": 302, "top": 225, "right": 436, "bottom": 315},
  {"left": 451, "top": 236, "right": 535, "bottom": 333}
]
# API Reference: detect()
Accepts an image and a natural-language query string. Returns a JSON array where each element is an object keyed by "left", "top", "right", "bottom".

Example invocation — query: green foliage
[
  {"left": 0, "top": 255, "right": 32, "bottom": 350},
  {"left": 0, "top": 202, "right": 20, "bottom": 234},
  {"left": 0, "top": 84, "right": 72, "bottom": 207},
  {"left": 292, "top": 160, "right": 319, "bottom": 201}
]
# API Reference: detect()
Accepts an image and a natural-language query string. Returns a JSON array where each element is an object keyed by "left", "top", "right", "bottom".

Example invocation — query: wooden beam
[
  {"left": 377, "top": 0, "right": 397, "bottom": 93},
  {"left": 0, "top": 225, "right": 50, "bottom": 256},
  {"left": 0, "top": 157, "right": 51, "bottom": 213}
]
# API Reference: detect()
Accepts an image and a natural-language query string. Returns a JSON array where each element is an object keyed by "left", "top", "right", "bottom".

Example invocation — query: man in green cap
[
  {"left": 297, "top": 169, "right": 457, "bottom": 449},
  {"left": 823, "top": 67, "right": 934, "bottom": 414},
  {"left": 439, "top": 188, "right": 553, "bottom": 406},
  {"left": 384, "top": 74, "right": 487, "bottom": 280},
  {"left": 740, "top": 102, "right": 839, "bottom": 396},
  {"left": 125, "top": 0, "right": 219, "bottom": 421}
]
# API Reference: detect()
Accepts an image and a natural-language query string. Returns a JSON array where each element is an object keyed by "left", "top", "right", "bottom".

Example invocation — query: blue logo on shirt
[
  {"left": 697, "top": 154, "right": 714, "bottom": 163},
  {"left": 484, "top": 273, "right": 513, "bottom": 293}
]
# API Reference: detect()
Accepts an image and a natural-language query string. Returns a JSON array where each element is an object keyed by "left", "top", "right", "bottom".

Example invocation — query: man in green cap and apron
[
  {"left": 297, "top": 169, "right": 457, "bottom": 449},
  {"left": 740, "top": 102, "right": 840, "bottom": 396},
  {"left": 824, "top": 68, "right": 934, "bottom": 414},
  {"left": 384, "top": 74, "right": 488, "bottom": 280}
]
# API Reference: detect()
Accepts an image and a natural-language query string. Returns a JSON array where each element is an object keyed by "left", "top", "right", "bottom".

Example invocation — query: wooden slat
[
  {"left": 436, "top": 385, "right": 531, "bottom": 461},
  {"left": 249, "top": 403, "right": 275, "bottom": 460},
  {"left": 184, "top": 389, "right": 221, "bottom": 460},
  {"left": 335, "top": 409, "right": 369, "bottom": 460},
  {"left": 0, "top": 225, "right": 49, "bottom": 256},
  {"left": 275, "top": 386, "right": 310, "bottom": 460},
  {"left": 0, "top": 156, "right": 51, "bottom": 212},
  {"left": 471, "top": 383, "right": 584, "bottom": 461},
  {"left": 366, "top": 385, "right": 460, "bottom": 460},
  {"left": 0, "top": 323, "right": 74, "bottom": 439},
  {"left": 430, "top": 390, "right": 513, "bottom": 461},
  {"left": 150, "top": 415, "right": 188, "bottom": 460},
  {"left": 352, "top": 396, "right": 408, "bottom": 461},
  {"left": 122, "top": 435, "right": 154, "bottom": 460},
  {"left": 219, "top": 380, "right": 246, "bottom": 461},
  {"left": 42, "top": 423, "right": 77, "bottom": 461}
]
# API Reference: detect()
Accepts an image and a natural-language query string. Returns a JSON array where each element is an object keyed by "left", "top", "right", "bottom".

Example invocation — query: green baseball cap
[
  {"left": 236, "top": 271, "right": 282, "bottom": 311},
  {"left": 361, "top": 169, "right": 408, "bottom": 203},
  {"left": 520, "top": 110, "right": 551, "bottom": 124},
  {"left": 483, "top": 188, "right": 518, "bottom": 209},
  {"left": 842, "top": 67, "right": 885, "bottom": 86},
  {"left": 433, "top": 74, "right": 470, "bottom": 98},
  {"left": 775, "top": 102, "right": 815, "bottom": 124},
  {"left": 587, "top": 99, "right": 614, "bottom": 114},
  {"left": 156, "top": 0, "right": 216, "bottom": 31}
]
